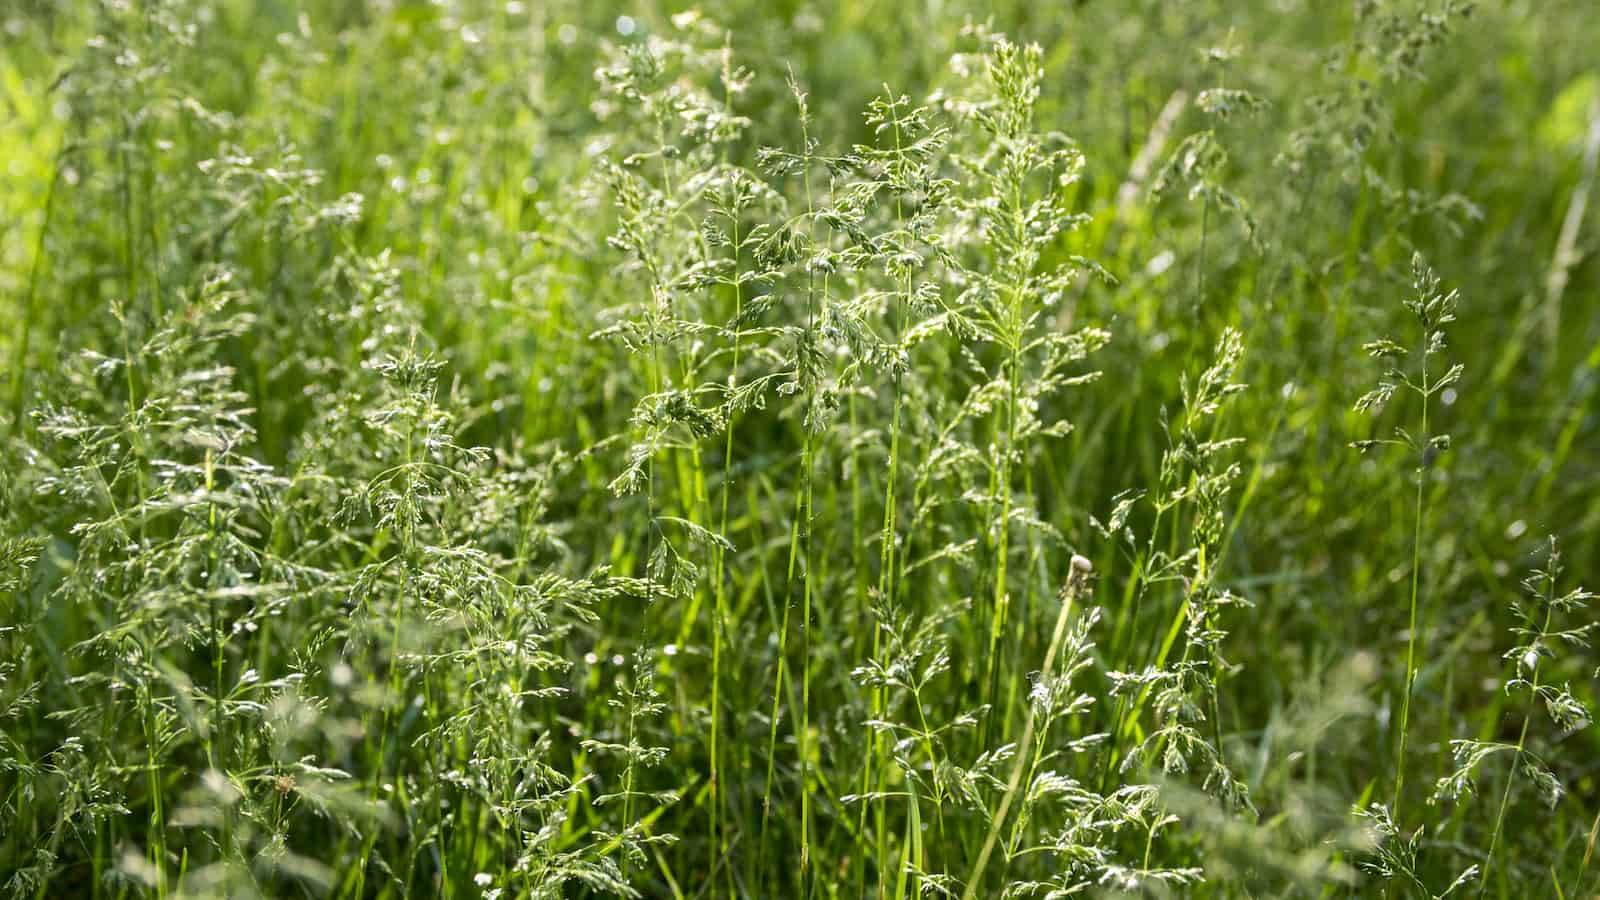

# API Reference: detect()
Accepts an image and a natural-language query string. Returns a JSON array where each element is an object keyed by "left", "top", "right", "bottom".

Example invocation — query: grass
[{"left": 2, "top": 1, "right": 1600, "bottom": 897}]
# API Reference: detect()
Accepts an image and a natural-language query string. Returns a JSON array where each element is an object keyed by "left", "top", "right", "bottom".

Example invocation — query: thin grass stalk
[
  {"left": 1392, "top": 340, "right": 1429, "bottom": 818},
  {"left": 1575, "top": 806, "right": 1600, "bottom": 893},
  {"left": 962, "top": 558, "right": 1093, "bottom": 900},
  {"left": 708, "top": 43, "right": 746, "bottom": 891},
  {"left": 1478, "top": 579, "right": 1557, "bottom": 893},
  {"left": 8, "top": 147, "right": 65, "bottom": 430},
  {"left": 761, "top": 77, "right": 819, "bottom": 889}
]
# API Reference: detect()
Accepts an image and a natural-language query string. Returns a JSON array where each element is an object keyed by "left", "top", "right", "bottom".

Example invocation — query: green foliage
[{"left": 2, "top": 1, "right": 1598, "bottom": 897}]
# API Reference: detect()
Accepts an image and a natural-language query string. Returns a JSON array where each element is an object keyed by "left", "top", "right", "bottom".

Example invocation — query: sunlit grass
[{"left": 2, "top": 2, "right": 1599, "bottom": 898}]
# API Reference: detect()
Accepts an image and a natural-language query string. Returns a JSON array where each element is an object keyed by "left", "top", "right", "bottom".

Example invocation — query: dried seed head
[{"left": 1064, "top": 554, "right": 1095, "bottom": 598}]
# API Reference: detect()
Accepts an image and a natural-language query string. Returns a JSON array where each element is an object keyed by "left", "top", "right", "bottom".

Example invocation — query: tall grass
[{"left": 2, "top": 2, "right": 1599, "bottom": 898}]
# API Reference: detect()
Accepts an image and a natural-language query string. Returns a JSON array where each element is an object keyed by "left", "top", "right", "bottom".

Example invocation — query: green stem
[
  {"left": 962, "top": 564, "right": 1091, "bottom": 900},
  {"left": 761, "top": 93, "right": 821, "bottom": 890},
  {"left": 1393, "top": 345, "right": 1429, "bottom": 818},
  {"left": 9, "top": 147, "right": 64, "bottom": 429},
  {"left": 1480, "top": 586, "right": 1556, "bottom": 893},
  {"left": 709, "top": 204, "right": 743, "bottom": 896}
]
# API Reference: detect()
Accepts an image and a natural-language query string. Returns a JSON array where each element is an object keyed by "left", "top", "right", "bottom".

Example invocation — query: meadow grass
[{"left": 2, "top": 1, "right": 1600, "bottom": 897}]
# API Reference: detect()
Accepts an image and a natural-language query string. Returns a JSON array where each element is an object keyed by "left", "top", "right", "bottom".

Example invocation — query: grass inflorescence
[{"left": 2, "top": 2, "right": 1598, "bottom": 897}]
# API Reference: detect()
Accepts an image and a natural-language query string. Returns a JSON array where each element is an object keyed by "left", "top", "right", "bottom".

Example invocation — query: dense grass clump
[{"left": 3, "top": 1, "right": 1600, "bottom": 897}]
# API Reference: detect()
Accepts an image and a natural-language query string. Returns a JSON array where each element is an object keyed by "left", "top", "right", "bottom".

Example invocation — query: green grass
[{"left": 2, "top": 1, "right": 1600, "bottom": 897}]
